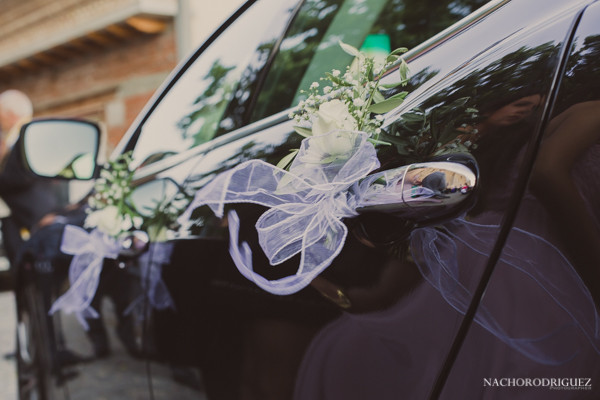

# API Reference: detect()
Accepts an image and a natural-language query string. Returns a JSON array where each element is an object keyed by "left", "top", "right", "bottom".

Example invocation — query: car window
[
  {"left": 129, "top": 0, "right": 298, "bottom": 169},
  {"left": 250, "top": 0, "right": 489, "bottom": 122},
  {"left": 129, "top": 0, "right": 488, "bottom": 170}
]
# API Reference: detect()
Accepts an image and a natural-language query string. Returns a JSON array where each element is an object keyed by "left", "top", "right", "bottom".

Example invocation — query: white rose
[
  {"left": 311, "top": 100, "right": 358, "bottom": 136},
  {"left": 132, "top": 216, "right": 144, "bottom": 229},
  {"left": 307, "top": 130, "right": 357, "bottom": 162},
  {"left": 84, "top": 205, "right": 126, "bottom": 237}
]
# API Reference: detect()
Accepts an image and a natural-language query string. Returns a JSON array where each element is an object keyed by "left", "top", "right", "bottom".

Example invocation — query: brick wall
[
  {"left": 0, "top": 0, "right": 179, "bottom": 153},
  {"left": 0, "top": 26, "right": 177, "bottom": 151}
]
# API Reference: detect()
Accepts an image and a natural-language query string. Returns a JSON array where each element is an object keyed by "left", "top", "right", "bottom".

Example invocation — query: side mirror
[
  {"left": 129, "top": 178, "right": 182, "bottom": 218},
  {"left": 128, "top": 178, "right": 187, "bottom": 240},
  {"left": 20, "top": 118, "right": 101, "bottom": 180}
]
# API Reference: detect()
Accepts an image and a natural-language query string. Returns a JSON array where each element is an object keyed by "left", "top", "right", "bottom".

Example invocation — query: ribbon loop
[
  {"left": 410, "top": 219, "right": 600, "bottom": 364},
  {"left": 180, "top": 130, "right": 380, "bottom": 294},
  {"left": 50, "top": 225, "right": 120, "bottom": 329},
  {"left": 138, "top": 242, "right": 175, "bottom": 311}
]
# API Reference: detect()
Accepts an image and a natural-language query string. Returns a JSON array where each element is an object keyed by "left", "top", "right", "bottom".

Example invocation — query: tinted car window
[
  {"left": 250, "top": 0, "right": 488, "bottom": 122},
  {"left": 128, "top": 0, "right": 298, "bottom": 169},
  {"left": 129, "top": 0, "right": 489, "bottom": 171}
]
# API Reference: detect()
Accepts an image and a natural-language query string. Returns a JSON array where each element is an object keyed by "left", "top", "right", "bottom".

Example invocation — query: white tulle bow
[
  {"left": 124, "top": 242, "right": 176, "bottom": 317},
  {"left": 179, "top": 130, "right": 381, "bottom": 295},
  {"left": 49, "top": 225, "right": 120, "bottom": 329}
]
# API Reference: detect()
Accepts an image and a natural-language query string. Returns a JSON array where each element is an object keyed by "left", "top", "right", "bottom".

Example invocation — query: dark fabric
[
  {"left": 0, "top": 138, "right": 60, "bottom": 230},
  {"left": 0, "top": 137, "right": 67, "bottom": 264},
  {"left": 1, "top": 217, "right": 22, "bottom": 266}
]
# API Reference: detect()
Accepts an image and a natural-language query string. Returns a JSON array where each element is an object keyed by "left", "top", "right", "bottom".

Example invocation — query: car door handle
[{"left": 353, "top": 153, "right": 478, "bottom": 244}]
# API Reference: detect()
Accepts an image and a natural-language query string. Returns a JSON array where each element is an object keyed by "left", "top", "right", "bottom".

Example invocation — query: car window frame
[
  {"left": 111, "top": 0, "right": 259, "bottom": 162},
  {"left": 124, "top": 0, "right": 512, "bottom": 187}
]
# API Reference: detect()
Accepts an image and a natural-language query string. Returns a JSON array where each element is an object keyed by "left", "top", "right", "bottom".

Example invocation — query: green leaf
[
  {"left": 339, "top": 40, "right": 360, "bottom": 57},
  {"left": 389, "top": 47, "right": 408, "bottom": 56},
  {"left": 379, "top": 82, "right": 404, "bottom": 89},
  {"left": 367, "top": 138, "right": 392, "bottom": 146},
  {"left": 367, "top": 92, "right": 407, "bottom": 113},
  {"left": 372, "top": 90, "right": 385, "bottom": 103},
  {"left": 400, "top": 111, "right": 425, "bottom": 122},
  {"left": 390, "top": 91, "right": 408, "bottom": 100},
  {"left": 293, "top": 126, "right": 313, "bottom": 138},
  {"left": 398, "top": 59, "right": 410, "bottom": 84},
  {"left": 386, "top": 54, "right": 400, "bottom": 64},
  {"left": 276, "top": 149, "right": 299, "bottom": 170}
]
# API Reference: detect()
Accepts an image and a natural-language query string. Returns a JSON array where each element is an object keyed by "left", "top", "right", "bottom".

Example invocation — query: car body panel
[{"left": 13, "top": 0, "right": 600, "bottom": 399}]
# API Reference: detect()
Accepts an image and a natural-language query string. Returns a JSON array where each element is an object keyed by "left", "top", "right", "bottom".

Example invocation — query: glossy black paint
[{"left": 14, "top": 0, "right": 600, "bottom": 399}]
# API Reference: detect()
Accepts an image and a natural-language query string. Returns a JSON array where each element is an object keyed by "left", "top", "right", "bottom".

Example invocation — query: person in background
[
  {"left": 0, "top": 89, "right": 61, "bottom": 266},
  {"left": 0, "top": 89, "right": 33, "bottom": 161}
]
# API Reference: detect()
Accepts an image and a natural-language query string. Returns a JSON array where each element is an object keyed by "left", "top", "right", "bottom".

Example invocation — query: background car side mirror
[
  {"left": 128, "top": 178, "right": 182, "bottom": 218},
  {"left": 20, "top": 118, "right": 101, "bottom": 180}
]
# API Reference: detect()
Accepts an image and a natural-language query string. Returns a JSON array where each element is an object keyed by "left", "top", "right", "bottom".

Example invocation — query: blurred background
[
  {"left": 0, "top": 0, "right": 244, "bottom": 151},
  {"left": 0, "top": 1, "right": 243, "bottom": 397}
]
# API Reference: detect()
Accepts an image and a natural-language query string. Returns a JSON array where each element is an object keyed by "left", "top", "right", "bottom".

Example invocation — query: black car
[{"left": 13, "top": 0, "right": 600, "bottom": 399}]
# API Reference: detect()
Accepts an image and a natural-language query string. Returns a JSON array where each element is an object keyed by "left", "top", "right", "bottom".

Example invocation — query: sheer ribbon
[
  {"left": 180, "top": 130, "right": 382, "bottom": 295},
  {"left": 124, "top": 242, "right": 175, "bottom": 317},
  {"left": 411, "top": 218, "right": 600, "bottom": 364},
  {"left": 49, "top": 225, "right": 120, "bottom": 329}
]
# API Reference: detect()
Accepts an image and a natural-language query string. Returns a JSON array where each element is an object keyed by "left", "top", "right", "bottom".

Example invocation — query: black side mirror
[{"left": 20, "top": 118, "right": 101, "bottom": 180}]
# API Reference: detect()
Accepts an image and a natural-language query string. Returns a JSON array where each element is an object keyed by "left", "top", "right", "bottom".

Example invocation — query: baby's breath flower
[
  {"left": 85, "top": 151, "right": 144, "bottom": 237},
  {"left": 353, "top": 98, "right": 365, "bottom": 107}
]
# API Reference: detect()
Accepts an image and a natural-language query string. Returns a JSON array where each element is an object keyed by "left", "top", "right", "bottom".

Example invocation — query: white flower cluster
[
  {"left": 282, "top": 41, "right": 409, "bottom": 167},
  {"left": 291, "top": 42, "right": 408, "bottom": 135},
  {"left": 85, "top": 151, "right": 143, "bottom": 237}
]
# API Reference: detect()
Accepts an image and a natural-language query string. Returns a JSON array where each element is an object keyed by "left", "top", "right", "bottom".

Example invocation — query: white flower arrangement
[
  {"left": 280, "top": 40, "right": 410, "bottom": 168},
  {"left": 84, "top": 151, "right": 143, "bottom": 237},
  {"left": 55, "top": 151, "right": 181, "bottom": 325}
]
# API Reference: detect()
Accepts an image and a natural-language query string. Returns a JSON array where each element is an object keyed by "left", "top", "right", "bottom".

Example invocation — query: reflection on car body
[{"left": 12, "top": 0, "right": 600, "bottom": 399}]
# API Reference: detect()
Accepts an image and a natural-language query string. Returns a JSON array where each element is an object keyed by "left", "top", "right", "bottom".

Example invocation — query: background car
[{"left": 14, "top": 0, "right": 600, "bottom": 399}]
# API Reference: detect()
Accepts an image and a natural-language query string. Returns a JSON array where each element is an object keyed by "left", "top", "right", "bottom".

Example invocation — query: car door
[
  {"left": 438, "top": 2, "right": 600, "bottom": 398},
  {"left": 113, "top": 1, "right": 596, "bottom": 400},
  {"left": 284, "top": 1, "right": 591, "bottom": 399},
  {"left": 121, "top": 1, "right": 494, "bottom": 399}
]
